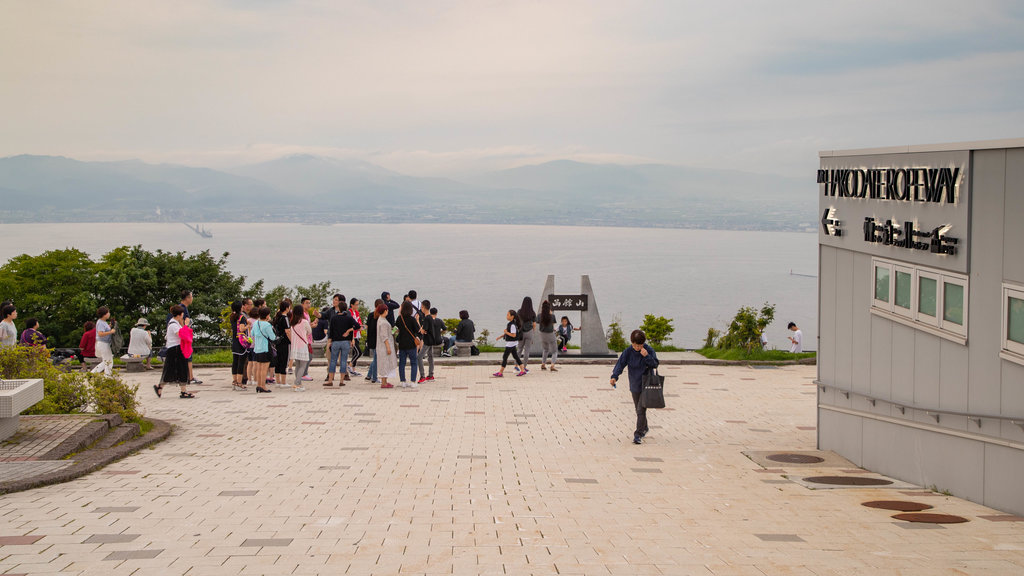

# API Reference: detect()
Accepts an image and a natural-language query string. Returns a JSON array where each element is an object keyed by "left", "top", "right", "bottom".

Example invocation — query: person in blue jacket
[{"left": 610, "top": 329, "right": 659, "bottom": 444}]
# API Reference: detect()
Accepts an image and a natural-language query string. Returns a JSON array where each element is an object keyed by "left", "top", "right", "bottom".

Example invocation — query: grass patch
[
  {"left": 138, "top": 419, "right": 154, "bottom": 435},
  {"left": 697, "top": 347, "right": 816, "bottom": 362},
  {"left": 651, "top": 344, "right": 686, "bottom": 352}
]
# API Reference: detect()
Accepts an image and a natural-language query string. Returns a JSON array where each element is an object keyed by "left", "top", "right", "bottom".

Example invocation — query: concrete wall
[{"left": 818, "top": 141, "right": 1024, "bottom": 516}]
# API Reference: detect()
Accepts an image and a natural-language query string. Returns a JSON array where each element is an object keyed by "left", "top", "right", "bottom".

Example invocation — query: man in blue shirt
[{"left": 610, "top": 329, "right": 659, "bottom": 444}]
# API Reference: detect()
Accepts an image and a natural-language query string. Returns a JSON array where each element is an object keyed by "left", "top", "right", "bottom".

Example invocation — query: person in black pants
[{"left": 609, "top": 329, "right": 659, "bottom": 444}]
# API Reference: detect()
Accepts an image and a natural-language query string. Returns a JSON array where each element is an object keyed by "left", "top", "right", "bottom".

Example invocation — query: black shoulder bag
[{"left": 640, "top": 367, "right": 666, "bottom": 409}]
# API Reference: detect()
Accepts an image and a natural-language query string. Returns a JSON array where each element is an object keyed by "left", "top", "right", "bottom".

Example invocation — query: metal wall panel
[
  {"left": 819, "top": 246, "right": 837, "bottom": 387},
  {"left": 913, "top": 332, "right": 941, "bottom": 406},
  {"left": 817, "top": 409, "right": 862, "bottom": 464},
  {"left": 891, "top": 323, "right": 916, "bottom": 405},
  {"left": 869, "top": 316, "right": 893, "bottom": 400},
  {"left": 1003, "top": 148, "right": 1024, "bottom": 284},
  {"left": 939, "top": 337, "right": 970, "bottom": 413},
  {"left": 851, "top": 253, "right": 873, "bottom": 394},
  {"left": 984, "top": 443, "right": 1024, "bottom": 516},
  {"left": 861, "top": 418, "right": 984, "bottom": 503},
  {"left": 834, "top": 249, "right": 854, "bottom": 392},
  {"left": 968, "top": 149, "right": 1006, "bottom": 416}
]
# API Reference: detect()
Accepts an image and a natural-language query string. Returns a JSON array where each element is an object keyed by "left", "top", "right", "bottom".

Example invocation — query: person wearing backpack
[{"left": 250, "top": 306, "right": 276, "bottom": 393}]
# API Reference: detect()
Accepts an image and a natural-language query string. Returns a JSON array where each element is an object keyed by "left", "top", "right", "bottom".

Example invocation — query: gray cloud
[{"left": 1, "top": 0, "right": 1021, "bottom": 178}]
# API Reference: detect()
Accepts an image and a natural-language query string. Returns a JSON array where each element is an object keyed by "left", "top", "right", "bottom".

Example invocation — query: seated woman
[{"left": 128, "top": 318, "right": 155, "bottom": 370}]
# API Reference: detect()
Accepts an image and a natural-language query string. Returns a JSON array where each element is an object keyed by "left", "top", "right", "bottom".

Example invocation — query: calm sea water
[{"left": 0, "top": 223, "right": 818, "bottom": 350}]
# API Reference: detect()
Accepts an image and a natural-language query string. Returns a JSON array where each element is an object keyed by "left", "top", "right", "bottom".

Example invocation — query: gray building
[{"left": 816, "top": 138, "right": 1024, "bottom": 516}]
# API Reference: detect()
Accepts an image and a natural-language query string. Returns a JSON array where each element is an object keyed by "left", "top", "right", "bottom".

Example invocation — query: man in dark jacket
[
  {"left": 610, "top": 329, "right": 660, "bottom": 444},
  {"left": 382, "top": 291, "right": 400, "bottom": 326}
]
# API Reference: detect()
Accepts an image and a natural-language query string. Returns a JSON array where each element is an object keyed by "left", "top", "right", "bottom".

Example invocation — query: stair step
[{"left": 94, "top": 423, "right": 140, "bottom": 450}]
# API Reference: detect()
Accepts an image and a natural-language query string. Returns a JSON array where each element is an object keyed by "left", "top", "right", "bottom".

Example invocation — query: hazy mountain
[
  {"left": 228, "top": 154, "right": 479, "bottom": 208},
  {"left": 0, "top": 154, "right": 816, "bottom": 230},
  {"left": 0, "top": 155, "right": 276, "bottom": 214}
]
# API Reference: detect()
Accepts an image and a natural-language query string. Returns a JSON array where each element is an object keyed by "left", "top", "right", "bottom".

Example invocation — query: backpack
[{"left": 110, "top": 325, "right": 124, "bottom": 353}]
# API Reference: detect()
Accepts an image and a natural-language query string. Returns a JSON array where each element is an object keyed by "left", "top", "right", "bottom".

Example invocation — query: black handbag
[{"left": 640, "top": 367, "right": 666, "bottom": 409}]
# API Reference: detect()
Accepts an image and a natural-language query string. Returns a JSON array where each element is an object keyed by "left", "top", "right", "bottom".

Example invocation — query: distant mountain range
[{"left": 0, "top": 154, "right": 816, "bottom": 231}]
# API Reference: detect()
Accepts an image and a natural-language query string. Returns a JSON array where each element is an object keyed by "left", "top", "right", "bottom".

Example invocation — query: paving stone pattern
[
  {"left": 0, "top": 415, "right": 96, "bottom": 462},
  {"left": 0, "top": 364, "right": 1021, "bottom": 575}
]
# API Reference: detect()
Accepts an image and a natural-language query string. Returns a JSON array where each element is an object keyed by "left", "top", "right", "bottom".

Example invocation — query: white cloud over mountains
[{"left": 2, "top": 0, "right": 1021, "bottom": 178}]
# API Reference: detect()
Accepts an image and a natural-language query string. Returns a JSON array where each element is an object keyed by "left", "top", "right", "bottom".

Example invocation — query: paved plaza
[{"left": 0, "top": 362, "right": 1021, "bottom": 575}]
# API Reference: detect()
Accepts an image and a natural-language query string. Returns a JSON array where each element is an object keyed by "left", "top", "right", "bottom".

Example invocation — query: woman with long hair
[
  {"left": 229, "top": 300, "right": 250, "bottom": 391},
  {"left": 375, "top": 301, "right": 398, "bottom": 388},
  {"left": 348, "top": 297, "right": 363, "bottom": 376},
  {"left": 517, "top": 296, "right": 537, "bottom": 372},
  {"left": 272, "top": 300, "right": 292, "bottom": 386},
  {"left": 493, "top": 310, "right": 526, "bottom": 377},
  {"left": 157, "top": 305, "right": 196, "bottom": 398},
  {"left": 537, "top": 299, "right": 558, "bottom": 371},
  {"left": 365, "top": 298, "right": 383, "bottom": 383},
  {"left": 395, "top": 300, "right": 421, "bottom": 388},
  {"left": 289, "top": 304, "right": 311, "bottom": 391}
]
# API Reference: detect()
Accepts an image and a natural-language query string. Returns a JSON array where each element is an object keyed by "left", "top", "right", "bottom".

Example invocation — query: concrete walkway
[{"left": 0, "top": 363, "right": 1020, "bottom": 575}]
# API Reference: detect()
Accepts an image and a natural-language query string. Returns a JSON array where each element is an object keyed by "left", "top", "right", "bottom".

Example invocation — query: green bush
[
  {"left": 716, "top": 303, "right": 776, "bottom": 353},
  {"left": 606, "top": 315, "right": 627, "bottom": 350},
  {"left": 88, "top": 373, "right": 142, "bottom": 423},
  {"left": 1, "top": 345, "right": 144, "bottom": 424},
  {"left": 704, "top": 327, "right": 721, "bottom": 349},
  {"left": 640, "top": 314, "right": 675, "bottom": 346}
]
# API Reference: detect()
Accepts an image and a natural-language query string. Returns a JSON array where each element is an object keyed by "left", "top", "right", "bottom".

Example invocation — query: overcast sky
[{"left": 2, "top": 1, "right": 1022, "bottom": 177}]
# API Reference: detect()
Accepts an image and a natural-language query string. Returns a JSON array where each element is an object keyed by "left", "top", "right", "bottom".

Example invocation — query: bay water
[{"left": 0, "top": 223, "right": 818, "bottom": 350}]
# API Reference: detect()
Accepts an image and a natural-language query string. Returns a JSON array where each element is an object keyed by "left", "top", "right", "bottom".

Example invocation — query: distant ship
[{"left": 184, "top": 222, "right": 213, "bottom": 238}]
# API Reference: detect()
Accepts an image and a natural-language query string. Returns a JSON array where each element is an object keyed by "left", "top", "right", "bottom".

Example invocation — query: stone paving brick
[{"left": 0, "top": 364, "right": 1020, "bottom": 575}]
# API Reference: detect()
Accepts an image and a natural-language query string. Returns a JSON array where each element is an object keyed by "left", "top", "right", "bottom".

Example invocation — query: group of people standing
[
  {"left": 491, "top": 296, "right": 579, "bottom": 377},
  {"left": 219, "top": 290, "right": 463, "bottom": 394}
]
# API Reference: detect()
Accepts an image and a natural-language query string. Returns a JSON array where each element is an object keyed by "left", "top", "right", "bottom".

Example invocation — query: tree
[
  {"left": 606, "top": 314, "right": 627, "bottom": 350},
  {"left": 294, "top": 281, "right": 335, "bottom": 309},
  {"left": 0, "top": 249, "right": 97, "bottom": 347},
  {"left": 640, "top": 314, "right": 675, "bottom": 347},
  {"left": 716, "top": 303, "right": 776, "bottom": 352}
]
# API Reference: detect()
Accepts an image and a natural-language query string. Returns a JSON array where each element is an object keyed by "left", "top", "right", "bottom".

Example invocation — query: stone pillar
[{"left": 579, "top": 275, "right": 608, "bottom": 355}]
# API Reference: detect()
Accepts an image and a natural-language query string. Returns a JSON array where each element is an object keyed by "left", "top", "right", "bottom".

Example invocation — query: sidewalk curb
[{"left": 0, "top": 418, "right": 173, "bottom": 495}]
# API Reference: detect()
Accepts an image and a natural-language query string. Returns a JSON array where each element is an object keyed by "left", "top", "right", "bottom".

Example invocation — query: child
[
  {"left": 493, "top": 310, "right": 526, "bottom": 377},
  {"left": 557, "top": 316, "right": 580, "bottom": 353}
]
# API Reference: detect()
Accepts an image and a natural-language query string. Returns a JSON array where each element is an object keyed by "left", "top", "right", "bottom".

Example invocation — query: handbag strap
[{"left": 399, "top": 315, "right": 418, "bottom": 339}]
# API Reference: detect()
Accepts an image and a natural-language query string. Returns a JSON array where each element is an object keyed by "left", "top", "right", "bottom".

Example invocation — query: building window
[
  {"left": 871, "top": 258, "right": 967, "bottom": 338},
  {"left": 874, "top": 263, "right": 891, "bottom": 306},
  {"left": 1003, "top": 284, "right": 1024, "bottom": 357},
  {"left": 918, "top": 275, "right": 937, "bottom": 318}
]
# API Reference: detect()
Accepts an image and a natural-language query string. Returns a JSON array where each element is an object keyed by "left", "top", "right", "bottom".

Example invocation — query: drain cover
[
  {"left": 803, "top": 476, "right": 894, "bottom": 486},
  {"left": 892, "top": 513, "right": 968, "bottom": 524},
  {"left": 767, "top": 453, "right": 825, "bottom": 464},
  {"left": 862, "top": 501, "right": 933, "bottom": 512}
]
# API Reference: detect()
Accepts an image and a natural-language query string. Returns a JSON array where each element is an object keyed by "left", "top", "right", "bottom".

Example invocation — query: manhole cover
[
  {"left": 862, "top": 501, "right": 933, "bottom": 512},
  {"left": 804, "top": 476, "right": 893, "bottom": 486},
  {"left": 892, "top": 513, "right": 969, "bottom": 524},
  {"left": 767, "top": 453, "right": 825, "bottom": 464}
]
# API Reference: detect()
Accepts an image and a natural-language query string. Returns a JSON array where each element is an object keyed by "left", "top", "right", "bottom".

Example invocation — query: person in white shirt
[
  {"left": 128, "top": 318, "right": 154, "bottom": 370},
  {"left": 787, "top": 322, "right": 803, "bottom": 353}
]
